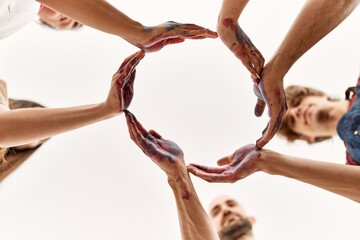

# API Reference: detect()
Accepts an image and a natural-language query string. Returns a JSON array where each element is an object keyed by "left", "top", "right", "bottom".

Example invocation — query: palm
[
  {"left": 187, "top": 144, "right": 260, "bottom": 183},
  {"left": 218, "top": 19, "right": 264, "bottom": 79},
  {"left": 139, "top": 21, "right": 217, "bottom": 52},
  {"left": 113, "top": 50, "right": 145, "bottom": 112},
  {"left": 254, "top": 72, "right": 287, "bottom": 149},
  {"left": 125, "top": 111, "right": 185, "bottom": 176}
]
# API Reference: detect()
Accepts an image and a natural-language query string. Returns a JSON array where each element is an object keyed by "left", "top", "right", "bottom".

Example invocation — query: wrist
[
  {"left": 122, "top": 20, "right": 145, "bottom": 47},
  {"left": 98, "top": 102, "right": 121, "bottom": 120},
  {"left": 258, "top": 149, "right": 278, "bottom": 175},
  {"left": 267, "top": 52, "right": 293, "bottom": 78},
  {"left": 167, "top": 168, "right": 193, "bottom": 199},
  {"left": 216, "top": 17, "right": 235, "bottom": 38}
]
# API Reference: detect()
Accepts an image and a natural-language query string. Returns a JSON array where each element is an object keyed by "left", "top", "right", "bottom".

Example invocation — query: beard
[
  {"left": 316, "top": 108, "right": 331, "bottom": 124},
  {"left": 218, "top": 218, "right": 253, "bottom": 240}
]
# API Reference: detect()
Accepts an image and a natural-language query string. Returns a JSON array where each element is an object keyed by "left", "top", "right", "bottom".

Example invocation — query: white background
[{"left": 0, "top": 0, "right": 359, "bottom": 239}]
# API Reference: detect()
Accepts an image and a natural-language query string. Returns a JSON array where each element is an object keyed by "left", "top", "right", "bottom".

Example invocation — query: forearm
[
  {"left": 269, "top": 0, "right": 359, "bottom": 77},
  {"left": 168, "top": 171, "right": 219, "bottom": 240},
  {"left": 37, "top": 0, "right": 144, "bottom": 44},
  {"left": 217, "top": 0, "right": 249, "bottom": 48},
  {"left": 262, "top": 150, "right": 360, "bottom": 202},
  {"left": 0, "top": 102, "right": 116, "bottom": 147}
]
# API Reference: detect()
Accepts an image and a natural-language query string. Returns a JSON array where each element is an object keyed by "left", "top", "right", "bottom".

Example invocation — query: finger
[
  {"left": 256, "top": 109, "right": 286, "bottom": 149},
  {"left": 179, "top": 29, "right": 217, "bottom": 39},
  {"left": 127, "top": 69, "right": 136, "bottom": 89},
  {"left": 248, "top": 54, "right": 262, "bottom": 78},
  {"left": 253, "top": 48, "right": 265, "bottom": 70},
  {"left": 119, "top": 50, "right": 145, "bottom": 70},
  {"left": 217, "top": 156, "right": 233, "bottom": 166},
  {"left": 187, "top": 165, "right": 231, "bottom": 183},
  {"left": 238, "top": 56, "right": 258, "bottom": 80},
  {"left": 145, "top": 38, "right": 185, "bottom": 52},
  {"left": 254, "top": 98, "right": 266, "bottom": 117},
  {"left": 125, "top": 111, "right": 148, "bottom": 137},
  {"left": 252, "top": 83, "right": 266, "bottom": 117},
  {"left": 162, "top": 37, "right": 186, "bottom": 45},
  {"left": 178, "top": 24, "right": 218, "bottom": 38},
  {"left": 250, "top": 48, "right": 264, "bottom": 76},
  {"left": 188, "top": 163, "right": 225, "bottom": 174},
  {"left": 117, "top": 69, "right": 136, "bottom": 111},
  {"left": 125, "top": 111, "right": 140, "bottom": 144},
  {"left": 118, "top": 50, "right": 145, "bottom": 75},
  {"left": 125, "top": 111, "right": 159, "bottom": 156},
  {"left": 149, "top": 129, "right": 162, "bottom": 139}
]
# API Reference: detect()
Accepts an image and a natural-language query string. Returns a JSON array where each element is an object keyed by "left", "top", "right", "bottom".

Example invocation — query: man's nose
[{"left": 223, "top": 210, "right": 231, "bottom": 216}]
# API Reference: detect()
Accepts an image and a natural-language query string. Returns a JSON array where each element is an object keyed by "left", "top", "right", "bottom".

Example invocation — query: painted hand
[
  {"left": 138, "top": 21, "right": 217, "bottom": 52},
  {"left": 108, "top": 50, "right": 145, "bottom": 113},
  {"left": 125, "top": 110, "right": 185, "bottom": 177},
  {"left": 254, "top": 71, "right": 287, "bottom": 149},
  {"left": 218, "top": 19, "right": 264, "bottom": 80},
  {"left": 187, "top": 144, "right": 261, "bottom": 183}
]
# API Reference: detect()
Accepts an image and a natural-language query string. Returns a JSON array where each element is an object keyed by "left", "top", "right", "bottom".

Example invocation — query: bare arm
[
  {"left": 262, "top": 150, "right": 360, "bottom": 203},
  {"left": 188, "top": 144, "right": 360, "bottom": 203},
  {"left": 269, "top": 0, "right": 359, "bottom": 77},
  {"left": 0, "top": 103, "right": 114, "bottom": 147},
  {"left": 0, "top": 50, "right": 145, "bottom": 148},
  {"left": 37, "top": 0, "right": 217, "bottom": 52},
  {"left": 217, "top": 0, "right": 264, "bottom": 80},
  {"left": 170, "top": 172, "right": 220, "bottom": 240},
  {"left": 125, "top": 111, "right": 219, "bottom": 240},
  {"left": 256, "top": 0, "right": 359, "bottom": 148}
]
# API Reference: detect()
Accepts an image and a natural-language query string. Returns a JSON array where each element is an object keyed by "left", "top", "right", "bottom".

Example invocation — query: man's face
[
  {"left": 284, "top": 94, "right": 338, "bottom": 142},
  {"left": 209, "top": 196, "right": 254, "bottom": 240},
  {"left": 38, "top": 6, "right": 82, "bottom": 30}
]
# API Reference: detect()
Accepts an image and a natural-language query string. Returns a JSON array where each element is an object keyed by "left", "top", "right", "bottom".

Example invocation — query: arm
[
  {"left": 0, "top": 80, "right": 9, "bottom": 110},
  {"left": 268, "top": 0, "right": 359, "bottom": 78},
  {"left": 217, "top": 0, "right": 264, "bottom": 80},
  {"left": 0, "top": 50, "right": 144, "bottom": 148},
  {"left": 125, "top": 111, "right": 219, "bottom": 240},
  {"left": 188, "top": 144, "right": 360, "bottom": 203},
  {"left": 256, "top": 0, "right": 359, "bottom": 148},
  {"left": 37, "top": 0, "right": 217, "bottom": 52},
  {"left": 263, "top": 150, "right": 360, "bottom": 203}
]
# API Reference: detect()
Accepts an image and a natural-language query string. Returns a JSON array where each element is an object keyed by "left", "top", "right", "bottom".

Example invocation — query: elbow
[
  {"left": 216, "top": 17, "right": 235, "bottom": 42},
  {"left": 216, "top": 24, "right": 226, "bottom": 43}
]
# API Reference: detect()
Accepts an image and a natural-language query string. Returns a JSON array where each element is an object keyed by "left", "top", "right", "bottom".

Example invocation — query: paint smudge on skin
[
  {"left": 222, "top": 18, "right": 234, "bottom": 27},
  {"left": 181, "top": 188, "right": 190, "bottom": 200}
]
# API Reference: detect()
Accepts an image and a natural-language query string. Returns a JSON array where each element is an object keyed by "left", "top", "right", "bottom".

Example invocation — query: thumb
[
  {"left": 217, "top": 156, "right": 233, "bottom": 166},
  {"left": 254, "top": 98, "right": 266, "bottom": 117},
  {"left": 253, "top": 83, "right": 265, "bottom": 117}
]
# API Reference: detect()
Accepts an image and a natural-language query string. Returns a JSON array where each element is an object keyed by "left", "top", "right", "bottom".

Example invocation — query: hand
[
  {"left": 125, "top": 110, "right": 185, "bottom": 177},
  {"left": 187, "top": 144, "right": 262, "bottom": 183},
  {"left": 217, "top": 18, "right": 264, "bottom": 80},
  {"left": 254, "top": 66, "right": 288, "bottom": 149},
  {"left": 137, "top": 21, "right": 218, "bottom": 52},
  {"left": 106, "top": 50, "right": 145, "bottom": 114}
]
